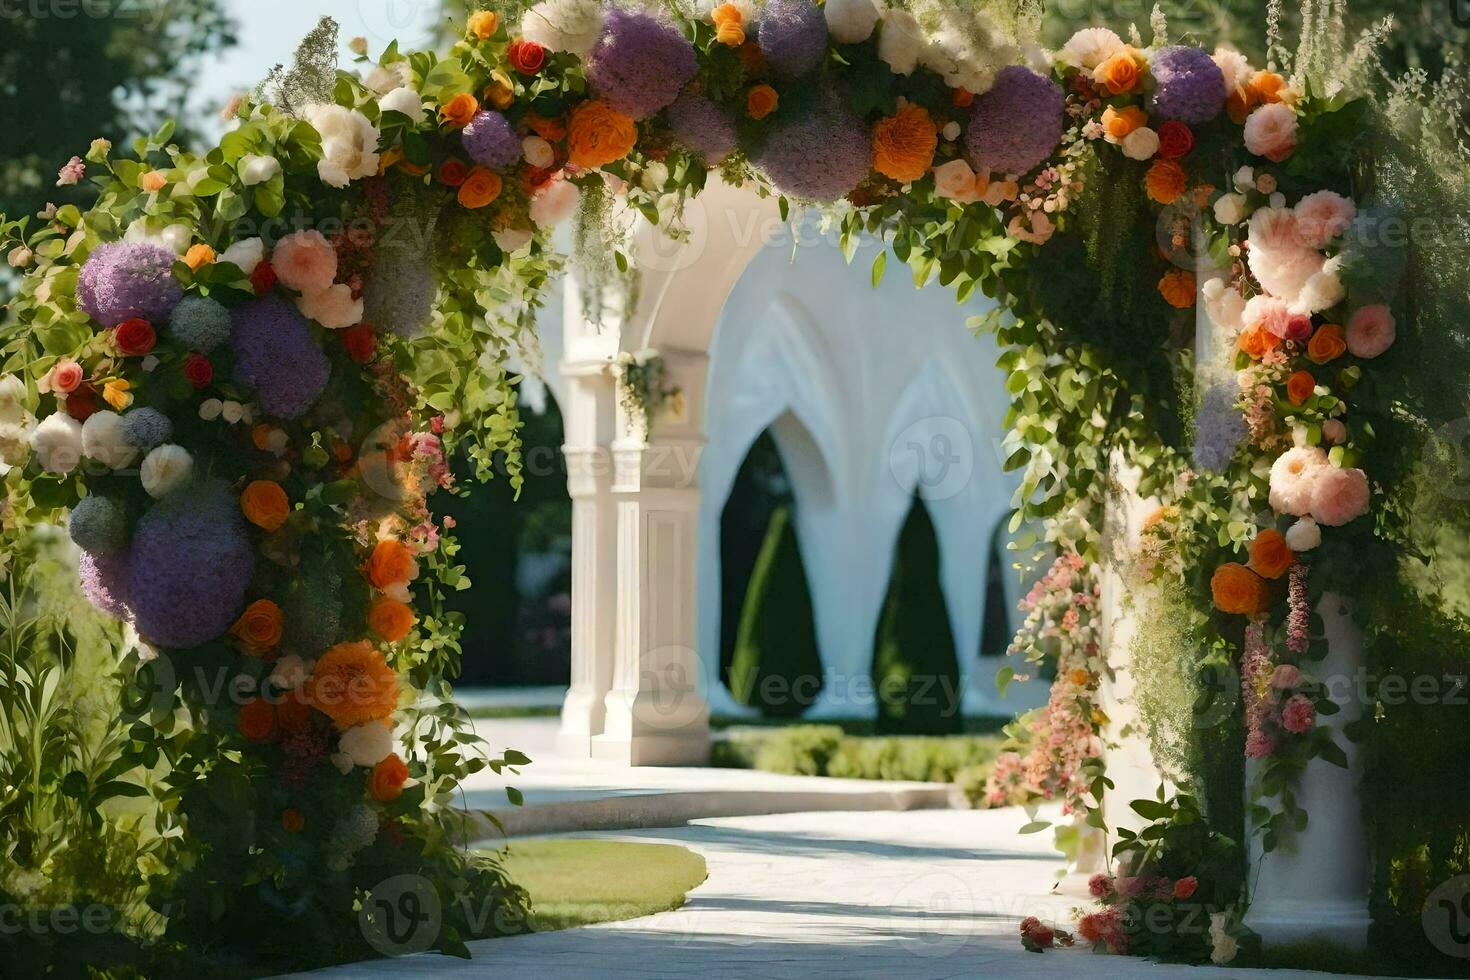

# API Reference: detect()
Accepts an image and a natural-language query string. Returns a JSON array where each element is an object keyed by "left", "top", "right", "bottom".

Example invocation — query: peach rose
[
  {"left": 932, "top": 159, "right": 983, "bottom": 204},
  {"left": 271, "top": 230, "right": 338, "bottom": 295},
  {"left": 184, "top": 243, "right": 216, "bottom": 271},
  {"left": 1285, "top": 370, "right": 1316, "bottom": 406},
  {"left": 365, "top": 538, "right": 417, "bottom": 589},
  {"left": 1247, "top": 529, "right": 1294, "bottom": 579},
  {"left": 240, "top": 479, "right": 290, "bottom": 531},
  {"left": 746, "top": 84, "right": 779, "bottom": 121},
  {"left": 1211, "top": 562, "right": 1267, "bottom": 615},
  {"left": 1093, "top": 48, "right": 1141, "bottom": 95},
  {"left": 1243, "top": 102, "right": 1297, "bottom": 162},
  {"left": 1269, "top": 446, "right": 1327, "bottom": 517},
  {"left": 1310, "top": 465, "right": 1369, "bottom": 526},
  {"left": 297, "top": 283, "right": 364, "bottom": 330},
  {"left": 48, "top": 358, "right": 83, "bottom": 394},
  {"left": 1101, "top": 105, "right": 1147, "bottom": 142},
  {"left": 440, "top": 92, "right": 480, "bottom": 128},
  {"left": 467, "top": 10, "right": 498, "bottom": 39},
  {"left": 140, "top": 170, "right": 169, "bottom": 193},
  {"left": 1145, "top": 159, "right": 1187, "bottom": 205},
  {"left": 368, "top": 596, "right": 416, "bottom": 642},
  {"left": 1345, "top": 304, "right": 1395, "bottom": 359},
  {"left": 232, "top": 598, "right": 284, "bottom": 651},
  {"left": 1293, "top": 190, "right": 1356, "bottom": 248},
  {"left": 567, "top": 99, "right": 638, "bottom": 169},
  {"left": 530, "top": 179, "right": 581, "bottom": 227},
  {"left": 370, "top": 753, "right": 409, "bottom": 802},
  {"left": 1307, "top": 323, "right": 1346, "bottom": 364},
  {"left": 457, "top": 166, "right": 503, "bottom": 209}
]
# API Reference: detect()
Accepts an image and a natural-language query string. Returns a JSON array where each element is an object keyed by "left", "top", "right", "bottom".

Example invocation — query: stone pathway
[{"left": 289, "top": 806, "right": 1399, "bottom": 979}]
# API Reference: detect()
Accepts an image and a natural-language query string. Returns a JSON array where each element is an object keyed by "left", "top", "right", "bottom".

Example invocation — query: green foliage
[
  {"left": 871, "top": 497, "right": 962, "bottom": 734},
  {"left": 712, "top": 724, "right": 1004, "bottom": 784},
  {"left": 728, "top": 504, "right": 823, "bottom": 717}
]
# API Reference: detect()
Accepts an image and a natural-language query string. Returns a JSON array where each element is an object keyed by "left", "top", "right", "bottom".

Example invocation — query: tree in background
[
  {"left": 729, "top": 503, "right": 824, "bottom": 717},
  {"left": 0, "top": 1, "right": 235, "bottom": 223},
  {"left": 872, "top": 496, "right": 962, "bottom": 735}
]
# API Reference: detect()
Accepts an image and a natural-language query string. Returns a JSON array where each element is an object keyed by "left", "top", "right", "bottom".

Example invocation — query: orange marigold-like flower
[
  {"left": 368, "top": 596, "right": 416, "bottom": 642},
  {"left": 1158, "top": 269, "right": 1195, "bottom": 309},
  {"left": 1247, "top": 529, "right": 1294, "bottom": 580},
  {"left": 1237, "top": 323, "right": 1281, "bottom": 360},
  {"left": 711, "top": 2, "right": 744, "bottom": 46},
  {"left": 307, "top": 641, "right": 400, "bottom": 729},
  {"left": 872, "top": 104, "right": 938, "bottom": 183},
  {"left": 1211, "top": 562, "right": 1267, "bottom": 615},
  {"left": 1067, "top": 668, "right": 1090, "bottom": 687},
  {"left": 365, "top": 538, "right": 416, "bottom": 589},
  {"left": 1145, "top": 159, "right": 1187, "bottom": 205},
  {"left": 440, "top": 92, "right": 480, "bottom": 128},
  {"left": 746, "top": 84, "right": 779, "bottom": 121},
  {"left": 566, "top": 99, "right": 638, "bottom": 169},
  {"left": 370, "top": 753, "right": 410, "bottom": 802},
  {"left": 240, "top": 479, "right": 290, "bottom": 532},
  {"left": 184, "top": 243, "right": 216, "bottom": 271},
  {"left": 458, "top": 166, "right": 503, "bottom": 209},
  {"left": 232, "top": 598, "right": 284, "bottom": 652},
  {"left": 1307, "top": 323, "right": 1346, "bottom": 364}
]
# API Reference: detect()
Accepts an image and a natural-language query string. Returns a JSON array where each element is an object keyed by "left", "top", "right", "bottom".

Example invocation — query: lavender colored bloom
[
  {"left": 80, "top": 549, "right": 131, "bottom": 620},
  {"left": 77, "top": 242, "right": 183, "bottom": 328},
  {"left": 585, "top": 8, "right": 696, "bottom": 120},
  {"left": 168, "top": 295, "right": 232, "bottom": 352},
  {"left": 756, "top": 0, "right": 828, "bottom": 77},
  {"left": 462, "top": 110, "right": 522, "bottom": 170},
  {"left": 230, "top": 294, "right": 331, "bottom": 419},
  {"left": 666, "top": 91, "right": 738, "bottom": 163},
  {"left": 1149, "top": 46, "right": 1226, "bottom": 124},
  {"left": 1192, "top": 382, "right": 1246, "bottom": 473},
  {"left": 755, "top": 89, "right": 871, "bottom": 202},
  {"left": 965, "top": 65, "right": 1064, "bottom": 176},
  {"left": 69, "top": 494, "right": 127, "bottom": 555},
  {"left": 127, "top": 479, "right": 254, "bottom": 649},
  {"left": 122, "top": 407, "right": 172, "bottom": 451}
]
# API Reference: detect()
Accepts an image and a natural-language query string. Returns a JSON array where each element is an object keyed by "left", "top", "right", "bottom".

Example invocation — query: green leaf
[{"left": 870, "top": 249, "right": 886, "bottom": 287}]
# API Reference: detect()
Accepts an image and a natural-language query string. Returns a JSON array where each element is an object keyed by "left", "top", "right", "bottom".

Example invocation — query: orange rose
[
  {"left": 1211, "top": 562, "right": 1268, "bottom": 614},
  {"left": 566, "top": 99, "right": 638, "bottom": 169},
  {"left": 1249, "top": 70, "right": 1290, "bottom": 105},
  {"left": 281, "top": 808, "right": 305, "bottom": 833},
  {"left": 440, "top": 92, "right": 480, "bottom": 128},
  {"left": 711, "top": 2, "right": 745, "bottom": 46},
  {"left": 872, "top": 104, "right": 938, "bottom": 183},
  {"left": 1101, "top": 105, "right": 1147, "bottom": 141},
  {"left": 1158, "top": 269, "right": 1196, "bottom": 309},
  {"left": 467, "top": 10, "right": 498, "bottom": 39},
  {"left": 240, "top": 479, "right": 290, "bottom": 532},
  {"left": 238, "top": 697, "right": 277, "bottom": 741},
  {"left": 527, "top": 112, "right": 566, "bottom": 140},
  {"left": 231, "top": 598, "right": 284, "bottom": 652},
  {"left": 1225, "top": 89, "right": 1257, "bottom": 125},
  {"left": 1247, "top": 529, "right": 1294, "bottom": 580},
  {"left": 1067, "top": 668, "right": 1090, "bottom": 687},
  {"left": 484, "top": 72, "right": 515, "bottom": 111},
  {"left": 307, "top": 641, "right": 400, "bottom": 729},
  {"left": 185, "top": 243, "right": 216, "bottom": 271},
  {"left": 140, "top": 170, "right": 168, "bottom": 193},
  {"left": 746, "top": 84, "right": 779, "bottom": 121},
  {"left": 1145, "top": 159, "right": 1187, "bottom": 205},
  {"left": 951, "top": 87, "right": 974, "bottom": 108},
  {"left": 1286, "top": 370, "right": 1316, "bottom": 406},
  {"left": 1095, "top": 49, "right": 1142, "bottom": 95},
  {"left": 368, "top": 596, "right": 416, "bottom": 642},
  {"left": 1307, "top": 323, "right": 1346, "bottom": 365},
  {"left": 1237, "top": 323, "right": 1281, "bottom": 361},
  {"left": 365, "top": 538, "right": 416, "bottom": 589},
  {"left": 457, "top": 166, "right": 503, "bottom": 209},
  {"left": 370, "top": 753, "right": 410, "bottom": 802}
]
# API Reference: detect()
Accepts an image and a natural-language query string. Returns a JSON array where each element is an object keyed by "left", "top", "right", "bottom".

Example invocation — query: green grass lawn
[{"left": 496, "top": 839, "right": 708, "bottom": 932}]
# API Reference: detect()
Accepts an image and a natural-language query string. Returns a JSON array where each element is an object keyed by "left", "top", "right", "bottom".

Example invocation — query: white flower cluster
[
  {"left": 520, "top": 0, "right": 605, "bottom": 57},
  {"left": 0, "top": 375, "right": 34, "bottom": 471},
  {"left": 305, "top": 104, "right": 381, "bottom": 189}
]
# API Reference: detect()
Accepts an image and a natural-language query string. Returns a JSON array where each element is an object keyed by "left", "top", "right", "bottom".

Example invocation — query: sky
[{"left": 190, "top": 0, "right": 444, "bottom": 138}]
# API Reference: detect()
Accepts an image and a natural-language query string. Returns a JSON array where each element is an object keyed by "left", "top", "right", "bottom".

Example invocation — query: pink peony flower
[
  {"left": 1321, "top": 419, "right": 1346, "bottom": 444},
  {"left": 1088, "top": 873, "right": 1114, "bottom": 898},
  {"left": 1269, "top": 446, "right": 1328, "bottom": 517},
  {"left": 1281, "top": 693, "right": 1316, "bottom": 734},
  {"left": 1345, "top": 305, "right": 1395, "bottom": 359},
  {"left": 1310, "top": 465, "right": 1370, "bottom": 526},
  {"left": 1242, "top": 294, "right": 1311, "bottom": 340},
  {"left": 1243, "top": 102, "right": 1298, "bottom": 162},
  {"left": 1270, "top": 663, "right": 1301, "bottom": 689},
  {"left": 56, "top": 156, "right": 86, "bottom": 186},
  {"left": 271, "top": 230, "right": 338, "bottom": 295},
  {"left": 297, "top": 283, "right": 364, "bottom": 330},
  {"left": 1247, "top": 207, "right": 1324, "bottom": 302},
  {"left": 1293, "top": 191, "right": 1356, "bottom": 248},
  {"left": 933, "top": 159, "right": 983, "bottom": 203}
]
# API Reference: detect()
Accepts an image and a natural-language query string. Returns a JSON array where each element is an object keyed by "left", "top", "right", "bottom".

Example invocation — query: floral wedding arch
[{"left": 2, "top": 0, "right": 1466, "bottom": 972}]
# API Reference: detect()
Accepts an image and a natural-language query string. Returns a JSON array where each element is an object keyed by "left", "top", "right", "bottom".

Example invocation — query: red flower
[
  {"left": 1156, "top": 120, "right": 1195, "bottom": 159},
  {"left": 341, "top": 324, "right": 377, "bottom": 364},
  {"left": 251, "top": 260, "right": 278, "bottom": 295},
  {"left": 507, "top": 39, "right": 545, "bottom": 75},
  {"left": 238, "top": 698, "right": 276, "bottom": 741},
  {"left": 184, "top": 353, "right": 213, "bottom": 389},
  {"left": 437, "top": 158, "right": 468, "bottom": 187},
  {"left": 65, "top": 384, "right": 100, "bottom": 422},
  {"left": 1173, "top": 876, "right": 1199, "bottom": 900},
  {"left": 114, "top": 317, "right": 157, "bottom": 356},
  {"left": 1019, "top": 916, "right": 1055, "bottom": 949}
]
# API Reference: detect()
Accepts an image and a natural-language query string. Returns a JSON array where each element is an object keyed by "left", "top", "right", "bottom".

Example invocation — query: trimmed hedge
[{"left": 712, "top": 724, "right": 1005, "bottom": 785}]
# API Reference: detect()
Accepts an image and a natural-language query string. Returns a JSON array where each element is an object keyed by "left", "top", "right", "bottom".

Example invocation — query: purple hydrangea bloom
[
  {"left": 462, "top": 110, "right": 522, "bottom": 170},
  {"left": 230, "top": 294, "right": 331, "bottom": 419},
  {"left": 756, "top": 0, "right": 828, "bottom": 77},
  {"left": 755, "top": 89, "right": 871, "bottom": 202},
  {"left": 79, "top": 549, "right": 131, "bottom": 621},
  {"left": 126, "top": 479, "right": 254, "bottom": 649},
  {"left": 1149, "top": 46, "right": 1226, "bottom": 123},
  {"left": 1192, "top": 383, "right": 1246, "bottom": 473},
  {"left": 76, "top": 242, "right": 183, "bottom": 328},
  {"left": 666, "top": 92, "right": 738, "bottom": 163},
  {"left": 585, "top": 8, "right": 696, "bottom": 120},
  {"left": 966, "top": 66, "right": 1065, "bottom": 177}
]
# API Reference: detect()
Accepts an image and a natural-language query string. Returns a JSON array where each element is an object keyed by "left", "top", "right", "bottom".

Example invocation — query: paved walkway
[{"left": 290, "top": 806, "right": 1399, "bottom": 980}]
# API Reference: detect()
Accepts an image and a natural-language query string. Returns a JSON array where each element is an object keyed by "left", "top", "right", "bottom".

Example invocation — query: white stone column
[
  {"left": 593, "top": 348, "right": 712, "bottom": 765},
  {"left": 1244, "top": 593, "right": 1370, "bottom": 948},
  {"left": 556, "top": 281, "right": 621, "bottom": 757}
]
